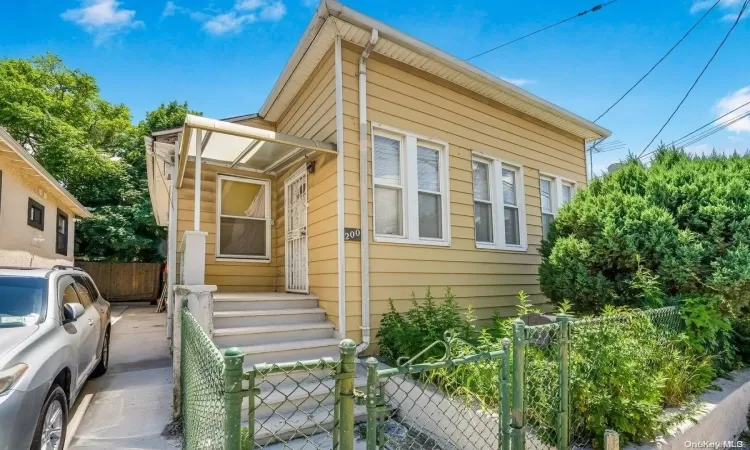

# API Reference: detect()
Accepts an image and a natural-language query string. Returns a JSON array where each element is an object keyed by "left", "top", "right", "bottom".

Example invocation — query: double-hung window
[
  {"left": 216, "top": 175, "right": 271, "bottom": 260},
  {"left": 372, "top": 124, "right": 450, "bottom": 246},
  {"left": 539, "top": 174, "right": 576, "bottom": 238},
  {"left": 472, "top": 154, "right": 527, "bottom": 250},
  {"left": 56, "top": 209, "right": 69, "bottom": 256}
]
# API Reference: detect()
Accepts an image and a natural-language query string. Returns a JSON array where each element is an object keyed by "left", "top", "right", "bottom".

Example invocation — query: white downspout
[
  {"left": 334, "top": 35, "right": 347, "bottom": 338},
  {"left": 355, "top": 29, "right": 379, "bottom": 355},
  {"left": 167, "top": 136, "right": 180, "bottom": 345}
]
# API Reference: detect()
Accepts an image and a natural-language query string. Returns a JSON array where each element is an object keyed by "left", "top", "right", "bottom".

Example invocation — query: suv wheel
[
  {"left": 31, "top": 384, "right": 68, "bottom": 450},
  {"left": 92, "top": 329, "right": 110, "bottom": 377}
]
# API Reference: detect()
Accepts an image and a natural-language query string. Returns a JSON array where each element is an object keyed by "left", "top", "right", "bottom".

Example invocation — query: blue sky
[{"left": 1, "top": 0, "right": 749, "bottom": 174}]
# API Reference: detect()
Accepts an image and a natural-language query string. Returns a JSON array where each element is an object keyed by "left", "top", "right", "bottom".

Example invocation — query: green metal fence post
[
  {"left": 223, "top": 347, "right": 244, "bottom": 450},
  {"left": 511, "top": 319, "right": 526, "bottom": 450},
  {"left": 365, "top": 357, "right": 379, "bottom": 450},
  {"left": 338, "top": 339, "right": 357, "bottom": 450},
  {"left": 557, "top": 314, "right": 570, "bottom": 450},
  {"left": 244, "top": 369, "right": 256, "bottom": 450},
  {"left": 500, "top": 338, "right": 511, "bottom": 450}
]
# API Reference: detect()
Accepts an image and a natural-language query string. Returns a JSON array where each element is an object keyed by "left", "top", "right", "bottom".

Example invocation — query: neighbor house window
[
  {"left": 56, "top": 209, "right": 69, "bottom": 256},
  {"left": 472, "top": 155, "right": 527, "bottom": 250},
  {"left": 28, "top": 198, "right": 44, "bottom": 231},
  {"left": 216, "top": 175, "right": 271, "bottom": 260},
  {"left": 539, "top": 174, "right": 576, "bottom": 238},
  {"left": 372, "top": 124, "right": 450, "bottom": 245}
]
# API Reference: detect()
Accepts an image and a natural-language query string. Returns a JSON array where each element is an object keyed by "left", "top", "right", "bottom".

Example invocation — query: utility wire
[
  {"left": 669, "top": 99, "right": 750, "bottom": 146},
  {"left": 466, "top": 0, "right": 620, "bottom": 61},
  {"left": 594, "top": 0, "right": 721, "bottom": 122},
  {"left": 639, "top": 110, "right": 750, "bottom": 160},
  {"left": 679, "top": 111, "right": 750, "bottom": 148},
  {"left": 638, "top": 0, "right": 750, "bottom": 157}
]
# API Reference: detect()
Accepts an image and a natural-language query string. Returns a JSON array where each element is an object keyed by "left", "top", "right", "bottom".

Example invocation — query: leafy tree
[
  {"left": 539, "top": 147, "right": 750, "bottom": 315},
  {"left": 0, "top": 53, "right": 198, "bottom": 262}
]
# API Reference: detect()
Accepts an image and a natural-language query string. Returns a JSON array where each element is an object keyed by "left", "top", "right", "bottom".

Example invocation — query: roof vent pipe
[{"left": 356, "top": 28, "right": 379, "bottom": 356}]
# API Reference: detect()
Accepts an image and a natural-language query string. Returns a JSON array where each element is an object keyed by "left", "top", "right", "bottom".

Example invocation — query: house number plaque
[{"left": 344, "top": 228, "right": 362, "bottom": 241}]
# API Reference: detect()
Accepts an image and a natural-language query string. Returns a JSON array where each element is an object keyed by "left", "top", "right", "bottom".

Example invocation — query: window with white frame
[
  {"left": 539, "top": 175, "right": 576, "bottom": 238},
  {"left": 472, "top": 155, "right": 527, "bottom": 250},
  {"left": 216, "top": 175, "right": 271, "bottom": 260},
  {"left": 372, "top": 125, "right": 450, "bottom": 245}
]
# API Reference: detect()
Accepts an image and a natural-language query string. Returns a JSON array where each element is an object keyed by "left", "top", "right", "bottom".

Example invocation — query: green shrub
[
  {"left": 659, "top": 336, "right": 714, "bottom": 407},
  {"left": 730, "top": 316, "right": 750, "bottom": 365},
  {"left": 540, "top": 149, "right": 750, "bottom": 315},
  {"left": 679, "top": 295, "right": 739, "bottom": 375},
  {"left": 376, "top": 287, "right": 477, "bottom": 364}
]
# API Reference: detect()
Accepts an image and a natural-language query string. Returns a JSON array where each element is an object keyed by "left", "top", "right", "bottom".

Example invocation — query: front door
[{"left": 285, "top": 167, "right": 309, "bottom": 293}]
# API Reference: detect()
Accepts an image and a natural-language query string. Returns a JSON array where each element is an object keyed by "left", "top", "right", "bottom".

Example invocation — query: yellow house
[{"left": 146, "top": 0, "right": 610, "bottom": 363}]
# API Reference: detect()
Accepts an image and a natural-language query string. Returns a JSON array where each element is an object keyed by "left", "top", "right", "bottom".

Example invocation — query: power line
[
  {"left": 594, "top": 0, "right": 721, "bottom": 122},
  {"left": 669, "top": 99, "right": 750, "bottom": 146},
  {"left": 638, "top": 0, "right": 750, "bottom": 157},
  {"left": 679, "top": 111, "right": 750, "bottom": 148},
  {"left": 466, "top": 0, "right": 621, "bottom": 61},
  {"left": 639, "top": 110, "right": 750, "bottom": 160}
]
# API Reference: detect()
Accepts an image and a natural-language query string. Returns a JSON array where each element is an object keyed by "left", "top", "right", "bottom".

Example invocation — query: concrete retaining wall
[{"left": 628, "top": 369, "right": 750, "bottom": 450}]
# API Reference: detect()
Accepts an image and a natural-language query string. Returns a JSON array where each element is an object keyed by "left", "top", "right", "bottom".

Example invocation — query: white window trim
[
  {"left": 472, "top": 151, "right": 528, "bottom": 252},
  {"left": 539, "top": 171, "right": 577, "bottom": 215},
  {"left": 215, "top": 174, "right": 272, "bottom": 262},
  {"left": 371, "top": 123, "right": 451, "bottom": 247}
]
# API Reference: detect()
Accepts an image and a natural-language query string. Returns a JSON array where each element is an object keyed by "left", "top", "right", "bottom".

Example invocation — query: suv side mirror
[{"left": 63, "top": 303, "right": 86, "bottom": 323}]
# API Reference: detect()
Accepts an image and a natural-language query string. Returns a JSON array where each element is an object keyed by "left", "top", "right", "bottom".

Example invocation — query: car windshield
[{"left": 0, "top": 276, "right": 47, "bottom": 328}]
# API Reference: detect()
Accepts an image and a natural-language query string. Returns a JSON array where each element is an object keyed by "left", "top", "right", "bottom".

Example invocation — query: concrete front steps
[{"left": 213, "top": 291, "right": 367, "bottom": 446}]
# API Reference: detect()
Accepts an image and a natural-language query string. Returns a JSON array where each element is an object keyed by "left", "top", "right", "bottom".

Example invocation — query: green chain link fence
[
  {"left": 180, "top": 303, "right": 681, "bottom": 450},
  {"left": 361, "top": 332, "right": 511, "bottom": 450}
]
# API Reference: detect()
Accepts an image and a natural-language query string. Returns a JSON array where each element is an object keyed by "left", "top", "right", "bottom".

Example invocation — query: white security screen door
[{"left": 285, "top": 167, "right": 309, "bottom": 293}]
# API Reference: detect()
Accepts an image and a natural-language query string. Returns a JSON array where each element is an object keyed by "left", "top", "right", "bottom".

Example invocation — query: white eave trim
[
  {"left": 259, "top": 0, "right": 611, "bottom": 141},
  {"left": 0, "top": 126, "right": 92, "bottom": 218}
]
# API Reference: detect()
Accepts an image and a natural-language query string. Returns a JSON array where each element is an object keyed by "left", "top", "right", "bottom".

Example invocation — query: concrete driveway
[{"left": 66, "top": 303, "right": 180, "bottom": 449}]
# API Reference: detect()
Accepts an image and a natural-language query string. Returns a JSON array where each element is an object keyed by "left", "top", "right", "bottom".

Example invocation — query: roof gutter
[{"left": 324, "top": 0, "right": 609, "bottom": 140}]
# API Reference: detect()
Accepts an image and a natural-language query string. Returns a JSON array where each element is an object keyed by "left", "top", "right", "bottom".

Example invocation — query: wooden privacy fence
[{"left": 76, "top": 262, "right": 163, "bottom": 302}]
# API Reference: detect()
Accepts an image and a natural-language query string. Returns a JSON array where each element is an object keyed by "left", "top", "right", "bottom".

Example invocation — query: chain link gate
[
  {"left": 181, "top": 300, "right": 682, "bottom": 450},
  {"left": 360, "top": 331, "right": 511, "bottom": 450}
]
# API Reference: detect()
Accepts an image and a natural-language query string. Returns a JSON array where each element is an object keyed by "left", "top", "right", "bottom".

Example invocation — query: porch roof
[{"left": 176, "top": 114, "right": 336, "bottom": 187}]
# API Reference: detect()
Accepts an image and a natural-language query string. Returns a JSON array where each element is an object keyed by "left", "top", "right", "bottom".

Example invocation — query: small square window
[{"left": 28, "top": 198, "right": 45, "bottom": 231}]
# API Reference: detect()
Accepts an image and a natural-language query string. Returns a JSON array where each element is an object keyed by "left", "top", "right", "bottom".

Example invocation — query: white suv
[{"left": 0, "top": 266, "right": 111, "bottom": 450}]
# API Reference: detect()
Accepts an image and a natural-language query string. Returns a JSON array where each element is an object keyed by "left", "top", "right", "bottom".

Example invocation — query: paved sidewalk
[{"left": 66, "top": 303, "right": 180, "bottom": 449}]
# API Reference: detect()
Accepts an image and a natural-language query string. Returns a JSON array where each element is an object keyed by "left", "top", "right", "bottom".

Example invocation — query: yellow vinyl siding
[
  {"left": 340, "top": 44, "right": 586, "bottom": 340},
  {"left": 176, "top": 164, "right": 277, "bottom": 292},
  {"left": 274, "top": 47, "right": 340, "bottom": 331}
]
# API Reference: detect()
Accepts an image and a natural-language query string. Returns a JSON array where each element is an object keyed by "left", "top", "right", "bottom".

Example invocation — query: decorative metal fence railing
[{"left": 180, "top": 304, "right": 682, "bottom": 450}]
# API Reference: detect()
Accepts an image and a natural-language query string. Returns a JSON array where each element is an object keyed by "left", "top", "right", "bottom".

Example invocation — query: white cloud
[
  {"left": 720, "top": 10, "right": 750, "bottom": 21},
  {"left": 501, "top": 77, "right": 534, "bottom": 87},
  {"left": 203, "top": 12, "right": 257, "bottom": 34},
  {"left": 260, "top": 1, "right": 286, "bottom": 20},
  {"left": 690, "top": 0, "right": 742, "bottom": 14},
  {"left": 684, "top": 143, "right": 747, "bottom": 156},
  {"left": 62, "top": 0, "right": 143, "bottom": 44},
  {"left": 715, "top": 86, "right": 750, "bottom": 134},
  {"left": 163, "top": 0, "right": 285, "bottom": 35}
]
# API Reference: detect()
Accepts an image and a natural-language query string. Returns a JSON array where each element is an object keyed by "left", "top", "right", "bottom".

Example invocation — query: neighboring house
[
  {"left": 146, "top": 0, "right": 610, "bottom": 363},
  {"left": 0, "top": 127, "right": 91, "bottom": 268}
]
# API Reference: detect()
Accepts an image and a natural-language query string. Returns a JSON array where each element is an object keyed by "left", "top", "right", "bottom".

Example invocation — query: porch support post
[
  {"left": 167, "top": 135, "right": 180, "bottom": 345},
  {"left": 194, "top": 129, "right": 202, "bottom": 231},
  {"left": 334, "top": 33, "right": 347, "bottom": 338}
]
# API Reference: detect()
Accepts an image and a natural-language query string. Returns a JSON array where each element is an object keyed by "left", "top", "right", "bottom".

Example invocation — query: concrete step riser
[
  {"left": 245, "top": 369, "right": 335, "bottom": 389},
  {"left": 214, "top": 327, "right": 335, "bottom": 348},
  {"left": 214, "top": 299, "right": 319, "bottom": 312},
  {"left": 214, "top": 312, "right": 326, "bottom": 329},
  {"left": 241, "top": 345, "right": 340, "bottom": 366},
  {"left": 246, "top": 392, "right": 337, "bottom": 418}
]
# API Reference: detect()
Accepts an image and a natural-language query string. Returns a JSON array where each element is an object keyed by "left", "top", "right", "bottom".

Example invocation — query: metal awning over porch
[{"left": 176, "top": 114, "right": 336, "bottom": 187}]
